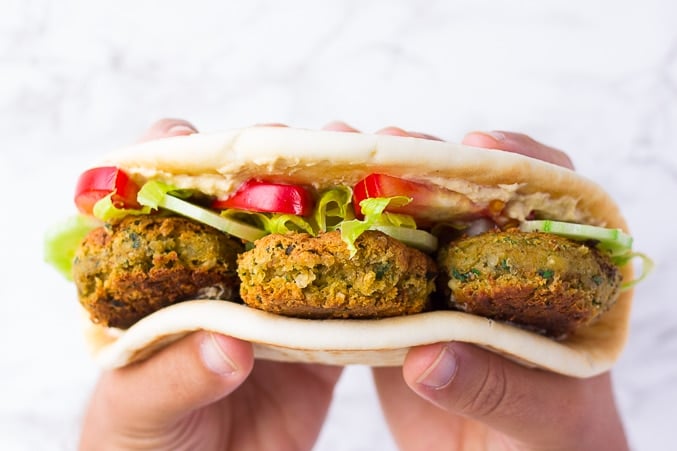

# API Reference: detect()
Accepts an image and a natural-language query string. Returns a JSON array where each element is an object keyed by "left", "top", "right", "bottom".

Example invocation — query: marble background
[{"left": 1, "top": 0, "right": 676, "bottom": 449}]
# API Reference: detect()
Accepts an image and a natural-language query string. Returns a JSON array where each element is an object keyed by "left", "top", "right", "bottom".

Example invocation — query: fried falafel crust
[
  {"left": 237, "top": 230, "right": 437, "bottom": 318},
  {"left": 73, "top": 215, "right": 244, "bottom": 329},
  {"left": 437, "top": 230, "right": 622, "bottom": 338}
]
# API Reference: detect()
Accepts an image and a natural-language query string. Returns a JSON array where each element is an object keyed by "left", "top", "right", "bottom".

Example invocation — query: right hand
[
  {"left": 79, "top": 119, "right": 344, "bottom": 451},
  {"left": 81, "top": 331, "right": 342, "bottom": 451}
]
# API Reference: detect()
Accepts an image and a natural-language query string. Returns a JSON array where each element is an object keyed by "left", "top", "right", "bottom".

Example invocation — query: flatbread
[{"left": 83, "top": 127, "right": 633, "bottom": 377}]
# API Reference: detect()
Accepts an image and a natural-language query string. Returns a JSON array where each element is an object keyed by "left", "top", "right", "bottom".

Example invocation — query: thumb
[
  {"left": 84, "top": 331, "right": 254, "bottom": 430},
  {"left": 403, "top": 342, "right": 628, "bottom": 450}
]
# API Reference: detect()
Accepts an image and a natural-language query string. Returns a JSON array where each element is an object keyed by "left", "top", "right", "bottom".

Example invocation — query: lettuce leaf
[
  {"left": 220, "top": 209, "right": 315, "bottom": 235},
  {"left": 615, "top": 251, "right": 654, "bottom": 291},
  {"left": 93, "top": 193, "right": 151, "bottom": 221},
  {"left": 44, "top": 215, "right": 101, "bottom": 280},
  {"left": 136, "top": 179, "right": 181, "bottom": 209},
  {"left": 340, "top": 196, "right": 415, "bottom": 256},
  {"left": 313, "top": 186, "right": 355, "bottom": 232}
]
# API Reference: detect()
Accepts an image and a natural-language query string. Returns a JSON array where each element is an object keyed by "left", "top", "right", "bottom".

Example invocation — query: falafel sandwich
[{"left": 45, "top": 126, "right": 647, "bottom": 377}]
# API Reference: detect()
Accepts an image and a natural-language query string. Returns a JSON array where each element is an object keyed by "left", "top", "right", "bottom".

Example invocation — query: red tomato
[
  {"left": 212, "top": 179, "right": 315, "bottom": 216},
  {"left": 74, "top": 166, "right": 141, "bottom": 215},
  {"left": 353, "top": 173, "right": 482, "bottom": 224}
]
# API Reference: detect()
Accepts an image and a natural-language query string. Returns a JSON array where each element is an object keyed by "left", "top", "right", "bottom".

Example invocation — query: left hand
[
  {"left": 363, "top": 125, "right": 626, "bottom": 451},
  {"left": 372, "top": 342, "right": 628, "bottom": 451}
]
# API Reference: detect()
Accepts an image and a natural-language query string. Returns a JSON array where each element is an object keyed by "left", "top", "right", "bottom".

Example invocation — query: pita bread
[{"left": 84, "top": 127, "right": 633, "bottom": 377}]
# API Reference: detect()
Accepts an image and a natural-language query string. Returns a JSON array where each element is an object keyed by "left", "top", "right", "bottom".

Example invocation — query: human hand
[
  {"left": 365, "top": 127, "right": 627, "bottom": 451},
  {"left": 79, "top": 119, "right": 343, "bottom": 451}
]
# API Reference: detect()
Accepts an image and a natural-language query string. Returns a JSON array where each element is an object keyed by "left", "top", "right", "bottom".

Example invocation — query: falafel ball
[
  {"left": 437, "top": 229, "right": 622, "bottom": 338},
  {"left": 73, "top": 215, "right": 244, "bottom": 329},
  {"left": 237, "top": 230, "right": 437, "bottom": 318}
]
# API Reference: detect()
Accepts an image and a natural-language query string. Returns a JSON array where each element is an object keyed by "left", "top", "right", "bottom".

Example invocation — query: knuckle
[
  {"left": 151, "top": 117, "right": 185, "bottom": 132},
  {"left": 461, "top": 356, "right": 512, "bottom": 418},
  {"left": 138, "top": 118, "right": 195, "bottom": 142}
]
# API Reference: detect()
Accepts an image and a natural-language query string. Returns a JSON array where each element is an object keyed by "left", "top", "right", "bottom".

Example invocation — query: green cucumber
[{"left": 519, "top": 219, "right": 632, "bottom": 256}]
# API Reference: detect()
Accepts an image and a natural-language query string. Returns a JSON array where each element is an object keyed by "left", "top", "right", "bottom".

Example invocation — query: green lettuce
[
  {"left": 91, "top": 179, "right": 188, "bottom": 221},
  {"left": 340, "top": 196, "right": 415, "bottom": 256},
  {"left": 220, "top": 209, "right": 315, "bottom": 235},
  {"left": 313, "top": 186, "right": 355, "bottom": 232},
  {"left": 93, "top": 193, "right": 151, "bottom": 221},
  {"left": 44, "top": 215, "right": 101, "bottom": 280}
]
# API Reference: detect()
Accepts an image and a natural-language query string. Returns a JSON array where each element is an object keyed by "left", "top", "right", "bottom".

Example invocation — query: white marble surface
[{"left": 1, "top": 1, "right": 676, "bottom": 449}]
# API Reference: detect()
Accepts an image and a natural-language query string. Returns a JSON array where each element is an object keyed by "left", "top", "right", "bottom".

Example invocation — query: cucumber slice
[
  {"left": 519, "top": 220, "right": 632, "bottom": 256},
  {"left": 370, "top": 225, "right": 438, "bottom": 253},
  {"left": 160, "top": 195, "right": 267, "bottom": 242}
]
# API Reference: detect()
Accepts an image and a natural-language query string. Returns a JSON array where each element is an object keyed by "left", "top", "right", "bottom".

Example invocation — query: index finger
[
  {"left": 462, "top": 131, "right": 575, "bottom": 170},
  {"left": 137, "top": 118, "right": 198, "bottom": 143}
]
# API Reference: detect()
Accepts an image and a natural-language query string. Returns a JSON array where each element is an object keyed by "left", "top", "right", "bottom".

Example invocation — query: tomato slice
[
  {"left": 212, "top": 179, "right": 315, "bottom": 216},
  {"left": 353, "top": 173, "right": 482, "bottom": 224},
  {"left": 74, "top": 166, "right": 141, "bottom": 215}
]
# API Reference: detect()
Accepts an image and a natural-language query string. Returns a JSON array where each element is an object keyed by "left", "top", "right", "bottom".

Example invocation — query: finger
[
  {"left": 137, "top": 118, "right": 198, "bottom": 143},
  {"left": 406, "top": 131, "right": 444, "bottom": 141},
  {"left": 403, "top": 342, "right": 628, "bottom": 449},
  {"left": 254, "top": 122, "right": 289, "bottom": 127},
  {"left": 375, "top": 126, "right": 411, "bottom": 137},
  {"left": 233, "top": 361, "right": 344, "bottom": 450},
  {"left": 88, "top": 331, "right": 254, "bottom": 428},
  {"left": 322, "top": 121, "right": 361, "bottom": 132},
  {"left": 375, "top": 126, "right": 443, "bottom": 141},
  {"left": 462, "top": 131, "right": 574, "bottom": 169}
]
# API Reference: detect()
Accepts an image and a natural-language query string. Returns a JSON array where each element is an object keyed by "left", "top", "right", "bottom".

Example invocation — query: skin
[
  {"left": 372, "top": 126, "right": 628, "bottom": 451},
  {"left": 79, "top": 119, "right": 343, "bottom": 451},
  {"left": 80, "top": 119, "right": 628, "bottom": 451}
]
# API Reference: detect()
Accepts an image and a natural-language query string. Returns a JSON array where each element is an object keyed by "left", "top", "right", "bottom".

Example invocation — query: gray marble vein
[{"left": 1, "top": 1, "right": 675, "bottom": 450}]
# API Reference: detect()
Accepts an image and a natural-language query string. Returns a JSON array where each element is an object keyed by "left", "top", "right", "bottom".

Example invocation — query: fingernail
[
  {"left": 376, "top": 126, "right": 409, "bottom": 137},
  {"left": 483, "top": 131, "right": 506, "bottom": 142},
  {"left": 200, "top": 333, "right": 239, "bottom": 375},
  {"left": 416, "top": 344, "right": 458, "bottom": 389},
  {"left": 167, "top": 123, "right": 197, "bottom": 136},
  {"left": 322, "top": 121, "right": 360, "bottom": 132},
  {"left": 408, "top": 131, "right": 444, "bottom": 141}
]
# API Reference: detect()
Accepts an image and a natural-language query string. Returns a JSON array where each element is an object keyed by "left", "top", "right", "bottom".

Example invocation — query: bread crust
[
  {"left": 85, "top": 127, "right": 633, "bottom": 376},
  {"left": 102, "top": 127, "right": 628, "bottom": 229}
]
